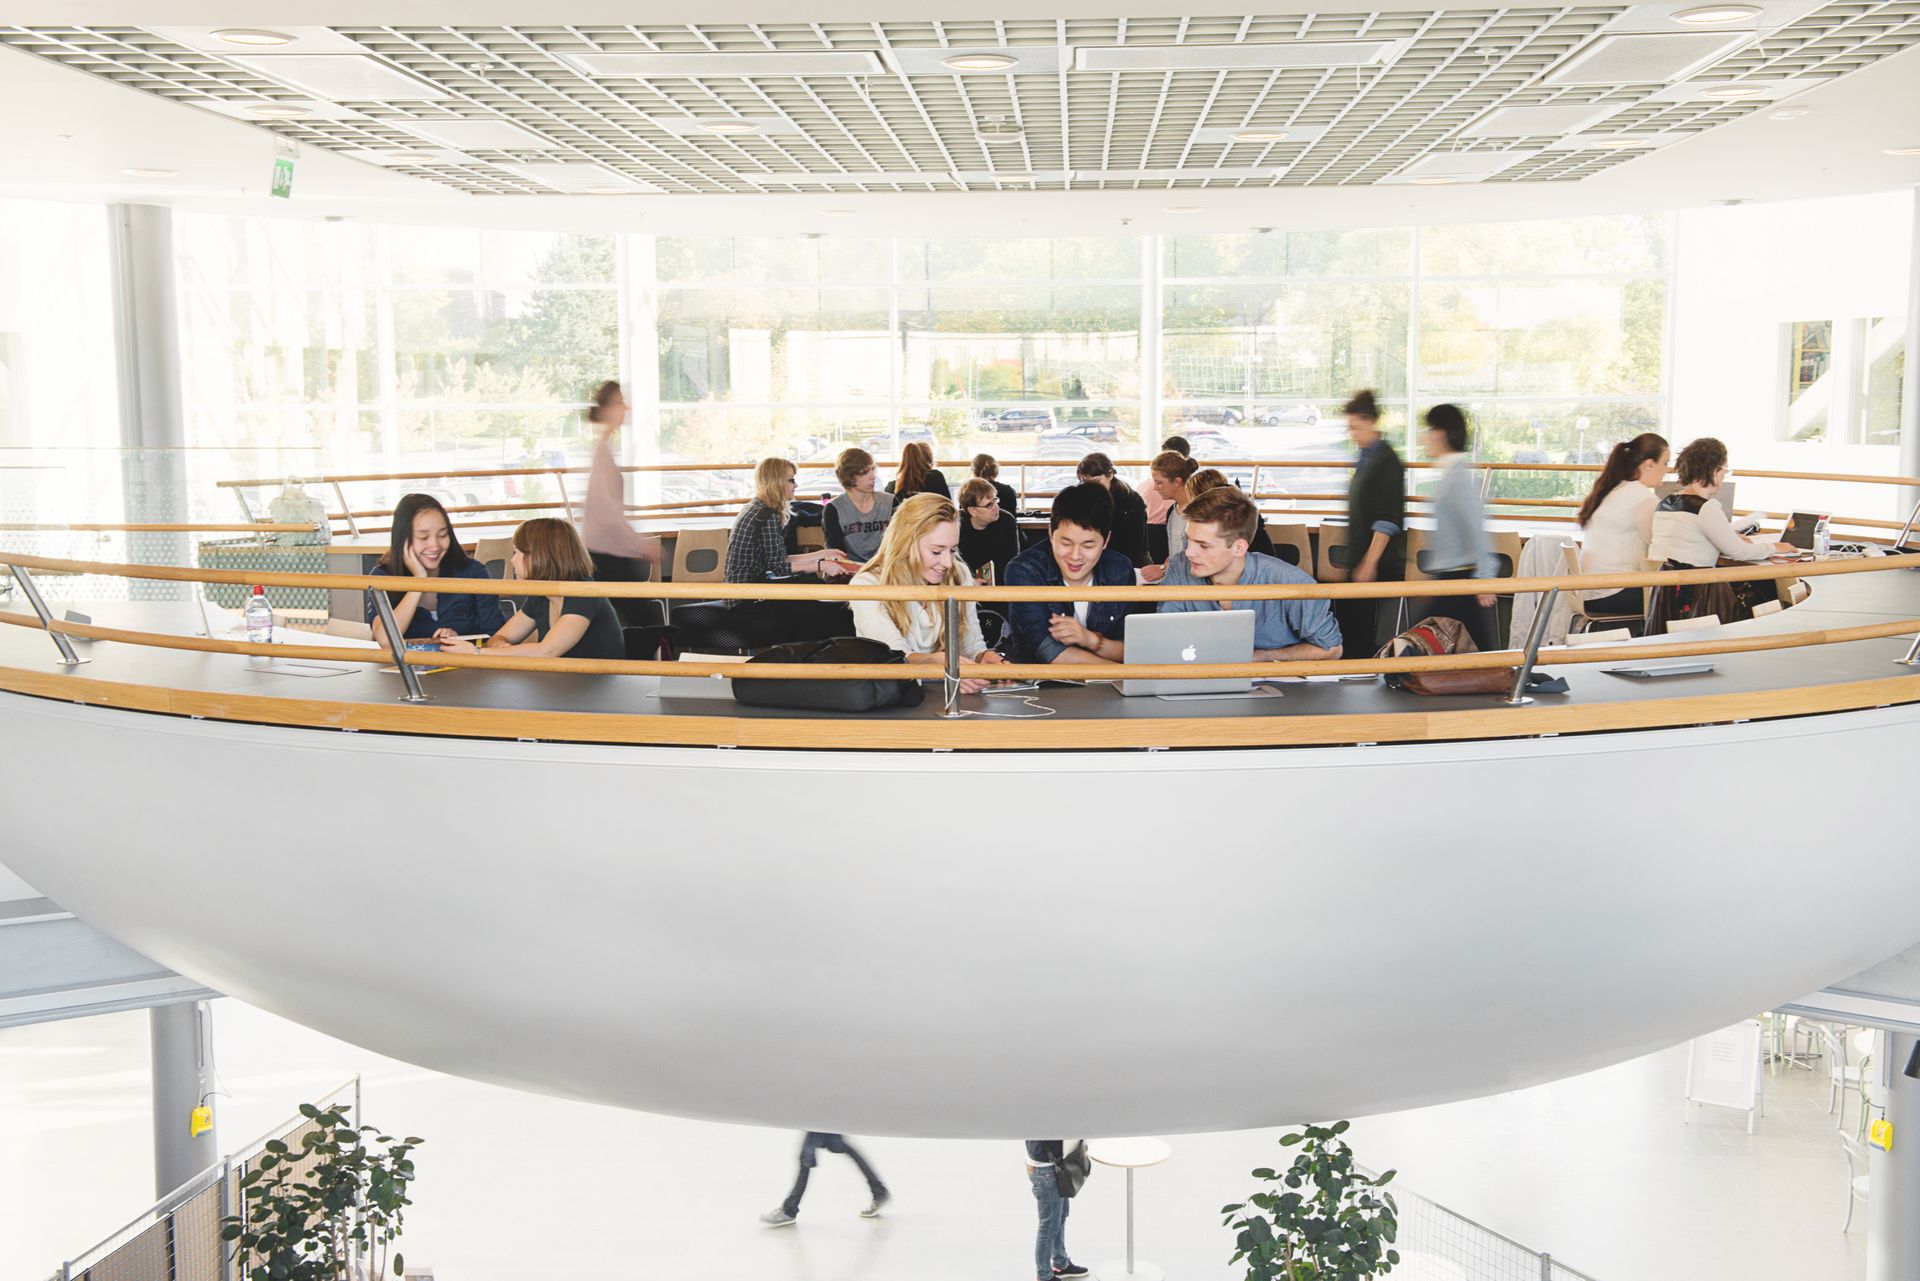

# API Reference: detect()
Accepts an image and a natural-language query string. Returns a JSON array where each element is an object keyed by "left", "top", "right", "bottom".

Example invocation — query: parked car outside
[
  {"left": 1248, "top": 402, "right": 1322, "bottom": 427},
  {"left": 980, "top": 407, "right": 1057, "bottom": 433},
  {"left": 860, "top": 425, "right": 938, "bottom": 456},
  {"left": 1040, "top": 420, "right": 1119, "bottom": 445}
]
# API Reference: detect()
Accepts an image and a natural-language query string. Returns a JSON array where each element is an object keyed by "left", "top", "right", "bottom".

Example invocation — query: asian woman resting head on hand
[
  {"left": 849, "top": 492, "right": 1007, "bottom": 694},
  {"left": 436, "top": 518, "right": 627, "bottom": 663}
]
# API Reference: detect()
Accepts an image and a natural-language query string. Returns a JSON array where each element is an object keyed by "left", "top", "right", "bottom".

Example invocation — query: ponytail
[{"left": 1578, "top": 432, "right": 1668, "bottom": 527}]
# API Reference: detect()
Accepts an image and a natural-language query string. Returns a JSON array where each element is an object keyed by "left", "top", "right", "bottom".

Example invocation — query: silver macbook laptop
[{"left": 1118, "top": 610, "right": 1256, "bottom": 697}]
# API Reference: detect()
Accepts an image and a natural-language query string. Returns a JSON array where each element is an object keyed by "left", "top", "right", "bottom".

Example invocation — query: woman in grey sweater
[{"left": 1418, "top": 402, "right": 1498, "bottom": 651}]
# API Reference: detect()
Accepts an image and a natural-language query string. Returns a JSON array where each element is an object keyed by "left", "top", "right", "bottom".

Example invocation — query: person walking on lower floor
[
  {"left": 761, "top": 1132, "right": 889, "bottom": 1225},
  {"left": 1026, "top": 1141, "right": 1090, "bottom": 1280}
]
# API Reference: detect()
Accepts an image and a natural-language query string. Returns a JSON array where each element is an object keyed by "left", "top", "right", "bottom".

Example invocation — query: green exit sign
[{"left": 270, "top": 155, "right": 295, "bottom": 199}]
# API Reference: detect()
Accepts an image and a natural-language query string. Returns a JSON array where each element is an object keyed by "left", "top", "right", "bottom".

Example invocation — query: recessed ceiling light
[
  {"left": 823, "top": 208, "right": 856, "bottom": 217},
  {"left": 1164, "top": 205, "right": 1204, "bottom": 213},
  {"left": 1770, "top": 108, "right": 1810, "bottom": 120},
  {"left": 247, "top": 103, "right": 312, "bottom": 120},
  {"left": 584, "top": 186, "right": 631, "bottom": 195},
  {"left": 121, "top": 167, "right": 178, "bottom": 178},
  {"left": 1232, "top": 128, "right": 1292, "bottom": 143},
  {"left": 976, "top": 118, "right": 1025, "bottom": 145},
  {"left": 1409, "top": 175, "right": 1461, "bottom": 185},
  {"left": 1885, "top": 145, "right": 1920, "bottom": 156},
  {"left": 1670, "top": 4, "right": 1762, "bottom": 23},
  {"left": 1591, "top": 137, "right": 1647, "bottom": 149},
  {"left": 213, "top": 28, "right": 294, "bottom": 47},
  {"left": 381, "top": 151, "right": 437, "bottom": 165},
  {"left": 942, "top": 52, "right": 1020, "bottom": 72},
  {"left": 1699, "top": 83, "right": 1768, "bottom": 99},
  {"left": 699, "top": 118, "right": 758, "bottom": 135}
]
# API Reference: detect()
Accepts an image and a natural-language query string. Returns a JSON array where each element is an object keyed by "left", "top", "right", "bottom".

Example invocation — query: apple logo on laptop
[{"left": 1180, "top": 643, "right": 1198, "bottom": 662}]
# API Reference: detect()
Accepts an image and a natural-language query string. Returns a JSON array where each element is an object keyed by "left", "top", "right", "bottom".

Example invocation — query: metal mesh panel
[
  {"left": 1361, "top": 1168, "right": 1600, "bottom": 1281},
  {"left": 78, "top": 1218, "right": 168, "bottom": 1281},
  {"left": 170, "top": 1178, "right": 228, "bottom": 1281}
]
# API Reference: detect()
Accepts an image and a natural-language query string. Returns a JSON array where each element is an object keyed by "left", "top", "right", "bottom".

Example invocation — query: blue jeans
[
  {"left": 1029, "top": 1165, "right": 1070, "bottom": 1279},
  {"left": 782, "top": 1133, "right": 885, "bottom": 1217}
]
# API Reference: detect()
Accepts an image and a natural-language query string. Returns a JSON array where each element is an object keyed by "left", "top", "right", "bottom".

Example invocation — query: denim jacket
[{"left": 1004, "top": 542, "right": 1143, "bottom": 663}]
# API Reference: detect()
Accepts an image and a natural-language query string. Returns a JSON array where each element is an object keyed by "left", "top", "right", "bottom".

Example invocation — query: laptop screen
[{"left": 1780, "top": 511, "right": 1826, "bottom": 551}]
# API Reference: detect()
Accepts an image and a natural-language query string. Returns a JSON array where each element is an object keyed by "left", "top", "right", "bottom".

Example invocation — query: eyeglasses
[{"left": 973, "top": 497, "right": 1000, "bottom": 509}]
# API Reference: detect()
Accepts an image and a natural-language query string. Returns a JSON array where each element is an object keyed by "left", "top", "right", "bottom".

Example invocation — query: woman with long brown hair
[
  {"left": 436, "top": 518, "right": 625, "bottom": 661},
  {"left": 884, "top": 440, "right": 951, "bottom": 502},
  {"left": 849, "top": 492, "right": 1005, "bottom": 693},
  {"left": 1574, "top": 432, "right": 1669, "bottom": 619}
]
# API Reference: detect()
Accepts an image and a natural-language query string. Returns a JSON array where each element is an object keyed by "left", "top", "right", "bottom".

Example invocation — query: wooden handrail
[
  {"left": 222, "top": 459, "right": 1920, "bottom": 490},
  {"left": 17, "top": 606, "right": 1919, "bottom": 683},
  {"left": 0, "top": 546, "right": 1909, "bottom": 603},
  {"left": 0, "top": 522, "right": 318, "bottom": 533}
]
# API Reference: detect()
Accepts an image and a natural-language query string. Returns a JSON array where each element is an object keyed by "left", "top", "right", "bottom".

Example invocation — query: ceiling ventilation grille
[{"left": 1542, "top": 30, "right": 1754, "bottom": 85}]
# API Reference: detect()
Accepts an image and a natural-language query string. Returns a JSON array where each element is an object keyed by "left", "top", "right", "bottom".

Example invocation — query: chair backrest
[
  {"left": 794, "top": 525, "right": 826, "bottom": 553},
  {"left": 1562, "top": 543, "right": 1583, "bottom": 576},
  {"left": 1404, "top": 529, "right": 1431, "bottom": 582},
  {"left": 473, "top": 536, "right": 516, "bottom": 580},
  {"left": 673, "top": 527, "right": 730, "bottom": 583},
  {"left": 322, "top": 618, "right": 372, "bottom": 641},
  {"left": 1668, "top": 614, "right": 1722, "bottom": 632},
  {"left": 1266, "top": 522, "right": 1311, "bottom": 571},
  {"left": 1489, "top": 529, "right": 1523, "bottom": 578},
  {"left": 1315, "top": 521, "right": 1351, "bottom": 584}
]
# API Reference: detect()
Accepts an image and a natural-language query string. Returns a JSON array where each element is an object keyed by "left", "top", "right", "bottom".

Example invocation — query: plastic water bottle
[{"left": 244, "top": 586, "right": 273, "bottom": 645}]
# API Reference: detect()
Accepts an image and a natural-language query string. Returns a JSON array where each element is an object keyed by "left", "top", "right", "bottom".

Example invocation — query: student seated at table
[
  {"left": 1003, "top": 482, "right": 1145, "bottom": 667},
  {"left": 1575, "top": 432, "right": 1669, "bottom": 621},
  {"left": 1147, "top": 450, "right": 1200, "bottom": 573},
  {"left": 436, "top": 518, "right": 625, "bottom": 662},
  {"left": 1185, "top": 468, "right": 1276, "bottom": 557},
  {"left": 1074, "top": 452, "right": 1150, "bottom": 569},
  {"left": 884, "top": 440, "right": 952, "bottom": 501},
  {"left": 972, "top": 453, "right": 1020, "bottom": 515},
  {"left": 1157, "top": 486, "right": 1343, "bottom": 663},
  {"left": 957, "top": 478, "right": 1019, "bottom": 585},
  {"left": 823, "top": 447, "right": 894, "bottom": 564},
  {"left": 367, "top": 492, "right": 509, "bottom": 648},
  {"left": 1645, "top": 436, "right": 1792, "bottom": 631},
  {"left": 706, "top": 456, "right": 852, "bottom": 650},
  {"left": 849, "top": 492, "right": 1006, "bottom": 694}
]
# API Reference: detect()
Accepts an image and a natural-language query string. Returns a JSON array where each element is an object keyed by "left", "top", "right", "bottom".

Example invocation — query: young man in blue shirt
[
  {"left": 1158, "top": 485, "right": 1344, "bottom": 662},
  {"left": 1004, "top": 483, "right": 1147, "bottom": 666}
]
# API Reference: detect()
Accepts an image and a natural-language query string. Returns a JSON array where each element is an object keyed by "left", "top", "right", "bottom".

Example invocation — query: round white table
[{"left": 1087, "top": 1137, "right": 1172, "bottom": 1281}]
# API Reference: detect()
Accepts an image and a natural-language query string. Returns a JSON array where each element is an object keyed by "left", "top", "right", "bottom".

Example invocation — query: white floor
[{"left": 0, "top": 1001, "right": 1864, "bottom": 1281}]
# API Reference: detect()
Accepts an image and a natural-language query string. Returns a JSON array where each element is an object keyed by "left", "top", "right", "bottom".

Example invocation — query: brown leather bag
[{"left": 1375, "top": 616, "right": 1512, "bottom": 696}]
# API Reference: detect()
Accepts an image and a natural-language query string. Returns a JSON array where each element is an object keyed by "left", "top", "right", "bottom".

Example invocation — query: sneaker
[
  {"left": 1052, "top": 1264, "right": 1089, "bottom": 1278},
  {"left": 760, "top": 1209, "right": 797, "bottom": 1227},
  {"left": 861, "top": 1188, "right": 891, "bottom": 1218}
]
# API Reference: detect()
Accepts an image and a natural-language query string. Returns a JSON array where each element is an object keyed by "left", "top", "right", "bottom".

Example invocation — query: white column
[
  {"left": 1140, "top": 235, "right": 1163, "bottom": 455},
  {"left": 150, "top": 1000, "right": 217, "bottom": 1197},
  {"left": 620, "top": 234, "right": 663, "bottom": 506},
  {"left": 107, "top": 203, "right": 189, "bottom": 586},
  {"left": 1898, "top": 186, "right": 1920, "bottom": 517},
  {"left": 1867, "top": 1031, "right": 1920, "bottom": 1281}
]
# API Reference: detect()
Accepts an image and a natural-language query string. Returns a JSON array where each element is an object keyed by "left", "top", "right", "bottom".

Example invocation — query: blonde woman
[
  {"left": 726, "top": 457, "right": 850, "bottom": 584},
  {"left": 437, "top": 518, "right": 624, "bottom": 662},
  {"left": 850, "top": 492, "right": 1005, "bottom": 693}
]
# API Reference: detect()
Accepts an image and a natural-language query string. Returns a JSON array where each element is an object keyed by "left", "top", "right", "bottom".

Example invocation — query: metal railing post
[
  {"left": 369, "top": 587, "right": 430, "bottom": 703},
  {"left": 1896, "top": 631, "right": 1920, "bottom": 666},
  {"left": 9, "top": 564, "right": 87, "bottom": 665},
  {"left": 330, "top": 482, "right": 360, "bottom": 537},
  {"left": 1540, "top": 1251, "right": 1553, "bottom": 1280},
  {"left": 218, "top": 1156, "right": 233, "bottom": 1281},
  {"left": 231, "top": 487, "right": 256, "bottom": 525},
  {"left": 554, "top": 470, "right": 575, "bottom": 521},
  {"left": 940, "top": 595, "right": 964, "bottom": 718},
  {"left": 1503, "top": 586, "right": 1557, "bottom": 706}
]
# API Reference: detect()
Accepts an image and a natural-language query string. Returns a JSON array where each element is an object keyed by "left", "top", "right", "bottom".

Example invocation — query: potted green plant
[
  {"left": 1221, "top": 1120, "right": 1399, "bottom": 1281},
  {"left": 221, "top": 1101, "right": 422, "bottom": 1281}
]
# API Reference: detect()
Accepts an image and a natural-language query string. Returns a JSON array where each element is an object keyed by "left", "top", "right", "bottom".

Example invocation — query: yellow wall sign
[
  {"left": 190, "top": 1105, "right": 214, "bottom": 1138},
  {"left": 1870, "top": 1117, "right": 1894, "bottom": 1152}
]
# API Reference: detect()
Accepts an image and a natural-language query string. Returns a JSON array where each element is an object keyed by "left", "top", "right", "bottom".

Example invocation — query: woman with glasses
[
  {"left": 689, "top": 456, "right": 853, "bottom": 650},
  {"left": 957, "top": 478, "right": 1019, "bottom": 586},
  {"left": 1645, "top": 437, "right": 1792, "bottom": 631}
]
